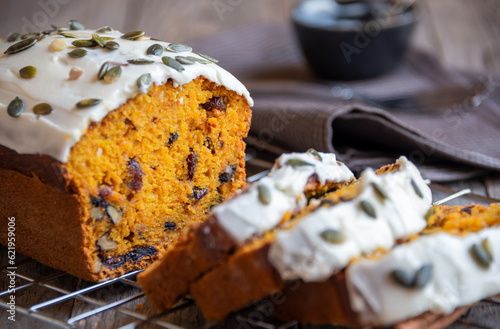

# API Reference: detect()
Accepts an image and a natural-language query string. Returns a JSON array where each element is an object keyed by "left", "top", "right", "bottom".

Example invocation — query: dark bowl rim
[{"left": 291, "top": 0, "right": 418, "bottom": 33}]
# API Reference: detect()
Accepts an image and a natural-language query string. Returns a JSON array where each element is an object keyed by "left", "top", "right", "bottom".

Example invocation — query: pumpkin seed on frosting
[
  {"left": 360, "top": 200, "right": 377, "bottom": 218},
  {"left": 92, "top": 34, "right": 106, "bottom": 47},
  {"left": 198, "top": 53, "right": 219, "bottom": 63},
  {"left": 58, "top": 32, "right": 78, "bottom": 38},
  {"left": 72, "top": 39, "right": 97, "bottom": 47},
  {"left": 286, "top": 158, "right": 314, "bottom": 167},
  {"left": 7, "top": 97, "right": 24, "bottom": 117},
  {"left": 68, "top": 48, "right": 87, "bottom": 58},
  {"left": 4, "top": 37, "right": 37, "bottom": 55},
  {"left": 21, "top": 32, "right": 41, "bottom": 40},
  {"left": 127, "top": 58, "right": 155, "bottom": 65},
  {"left": 175, "top": 56, "right": 195, "bottom": 65},
  {"left": 96, "top": 26, "right": 114, "bottom": 34},
  {"left": 103, "top": 66, "right": 122, "bottom": 83},
  {"left": 307, "top": 148, "right": 323, "bottom": 161},
  {"left": 137, "top": 73, "right": 153, "bottom": 94},
  {"left": 7, "top": 32, "right": 20, "bottom": 42},
  {"left": 470, "top": 238, "right": 493, "bottom": 269},
  {"left": 258, "top": 184, "right": 271, "bottom": 205},
  {"left": 371, "top": 182, "right": 389, "bottom": 201},
  {"left": 166, "top": 43, "right": 192, "bottom": 53},
  {"left": 97, "top": 61, "right": 109, "bottom": 80},
  {"left": 162, "top": 56, "right": 184, "bottom": 72},
  {"left": 146, "top": 44, "right": 163, "bottom": 56},
  {"left": 76, "top": 98, "right": 102, "bottom": 109},
  {"left": 320, "top": 228, "right": 346, "bottom": 244},
  {"left": 68, "top": 19, "right": 85, "bottom": 30},
  {"left": 104, "top": 41, "right": 120, "bottom": 50},
  {"left": 121, "top": 30, "right": 145, "bottom": 40},
  {"left": 33, "top": 103, "right": 53, "bottom": 115},
  {"left": 19, "top": 65, "right": 37, "bottom": 79},
  {"left": 188, "top": 56, "right": 211, "bottom": 64}
]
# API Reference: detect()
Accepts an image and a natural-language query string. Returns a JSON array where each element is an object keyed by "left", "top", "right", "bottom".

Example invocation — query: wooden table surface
[{"left": 1, "top": 0, "right": 500, "bottom": 328}]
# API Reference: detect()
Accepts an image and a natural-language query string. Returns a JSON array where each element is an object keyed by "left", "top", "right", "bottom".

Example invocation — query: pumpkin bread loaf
[
  {"left": 137, "top": 150, "right": 355, "bottom": 311},
  {"left": 0, "top": 23, "right": 252, "bottom": 282}
]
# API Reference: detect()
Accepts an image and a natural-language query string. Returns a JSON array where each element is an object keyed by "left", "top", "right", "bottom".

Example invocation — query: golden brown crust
[
  {"left": 0, "top": 168, "right": 94, "bottom": 281},
  {"left": 138, "top": 216, "right": 237, "bottom": 311}
]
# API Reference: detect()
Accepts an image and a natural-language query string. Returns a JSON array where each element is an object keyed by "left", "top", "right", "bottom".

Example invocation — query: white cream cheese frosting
[
  {"left": 347, "top": 227, "right": 500, "bottom": 326},
  {"left": 0, "top": 28, "right": 253, "bottom": 162},
  {"left": 215, "top": 151, "right": 354, "bottom": 244},
  {"left": 268, "top": 156, "right": 432, "bottom": 282}
]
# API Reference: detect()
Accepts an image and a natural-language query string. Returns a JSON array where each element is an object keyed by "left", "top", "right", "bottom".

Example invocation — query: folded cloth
[{"left": 190, "top": 24, "right": 500, "bottom": 181}]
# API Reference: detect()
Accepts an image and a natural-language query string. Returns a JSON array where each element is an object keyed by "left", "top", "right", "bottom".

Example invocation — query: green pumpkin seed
[
  {"left": 121, "top": 30, "right": 145, "bottom": 40},
  {"left": 187, "top": 56, "right": 211, "bottom": 64},
  {"left": 413, "top": 264, "right": 433, "bottom": 288},
  {"left": 7, "top": 97, "right": 24, "bottom": 117},
  {"left": 372, "top": 182, "right": 388, "bottom": 201},
  {"left": 33, "top": 103, "right": 53, "bottom": 115},
  {"left": 166, "top": 43, "right": 192, "bottom": 53},
  {"left": 257, "top": 184, "right": 271, "bottom": 205},
  {"left": 137, "top": 73, "right": 153, "bottom": 94},
  {"left": 162, "top": 56, "right": 184, "bottom": 72},
  {"left": 360, "top": 200, "right": 376, "bottom": 218},
  {"left": 146, "top": 43, "right": 163, "bottom": 56},
  {"left": 7, "top": 32, "right": 20, "bottom": 42},
  {"left": 411, "top": 178, "right": 424, "bottom": 199},
  {"left": 127, "top": 58, "right": 155, "bottom": 65},
  {"left": 42, "top": 29, "right": 55, "bottom": 35},
  {"left": 96, "top": 26, "right": 114, "bottom": 34},
  {"left": 103, "top": 66, "right": 121, "bottom": 83},
  {"left": 320, "top": 228, "right": 346, "bottom": 244},
  {"left": 68, "top": 19, "right": 85, "bottom": 30},
  {"left": 285, "top": 159, "right": 314, "bottom": 167},
  {"left": 21, "top": 32, "right": 40, "bottom": 40},
  {"left": 72, "top": 39, "right": 97, "bottom": 47},
  {"left": 105, "top": 41, "right": 120, "bottom": 50},
  {"left": 391, "top": 268, "right": 414, "bottom": 288},
  {"left": 4, "top": 37, "right": 37, "bottom": 55},
  {"left": 76, "top": 98, "right": 102, "bottom": 108},
  {"left": 101, "top": 37, "right": 114, "bottom": 41},
  {"left": 198, "top": 53, "right": 218, "bottom": 63},
  {"left": 307, "top": 148, "right": 323, "bottom": 161},
  {"left": 68, "top": 48, "right": 87, "bottom": 58},
  {"left": 97, "top": 61, "right": 109, "bottom": 80},
  {"left": 424, "top": 205, "right": 438, "bottom": 222},
  {"left": 58, "top": 32, "right": 78, "bottom": 38},
  {"left": 470, "top": 238, "right": 493, "bottom": 269},
  {"left": 19, "top": 65, "right": 37, "bottom": 79},
  {"left": 175, "top": 56, "right": 195, "bottom": 65},
  {"left": 92, "top": 33, "right": 105, "bottom": 47}
]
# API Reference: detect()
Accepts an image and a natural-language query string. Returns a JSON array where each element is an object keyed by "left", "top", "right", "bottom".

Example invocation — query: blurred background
[{"left": 1, "top": 0, "right": 500, "bottom": 74}]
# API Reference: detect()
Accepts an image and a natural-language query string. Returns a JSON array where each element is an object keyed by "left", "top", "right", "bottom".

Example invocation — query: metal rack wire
[{"left": 1, "top": 172, "right": 500, "bottom": 328}]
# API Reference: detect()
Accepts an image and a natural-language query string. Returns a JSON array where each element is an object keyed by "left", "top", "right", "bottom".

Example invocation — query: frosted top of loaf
[
  {"left": 347, "top": 227, "right": 500, "bottom": 326},
  {"left": 215, "top": 151, "right": 355, "bottom": 244},
  {"left": 268, "top": 156, "right": 432, "bottom": 282},
  {"left": 0, "top": 28, "right": 253, "bottom": 162}
]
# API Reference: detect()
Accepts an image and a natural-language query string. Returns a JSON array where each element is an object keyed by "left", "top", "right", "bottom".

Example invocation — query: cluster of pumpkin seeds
[
  {"left": 391, "top": 263, "right": 433, "bottom": 289},
  {"left": 4, "top": 20, "right": 222, "bottom": 115}
]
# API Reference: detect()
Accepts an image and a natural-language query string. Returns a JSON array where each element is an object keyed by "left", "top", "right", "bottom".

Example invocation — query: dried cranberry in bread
[
  {"left": 137, "top": 151, "right": 355, "bottom": 310},
  {"left": 0, "top": 24, "right": 252, "bottom": 282}
]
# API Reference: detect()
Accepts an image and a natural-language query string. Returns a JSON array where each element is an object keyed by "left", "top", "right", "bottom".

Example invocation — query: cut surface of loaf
[
  {"left": 274, "top": 203, "right": 500, "bottom": 328},
  {"left": 189, "top": 156, "right": 433, "bottom": 321},
  {"left": 0, "top": 26, "right": 252, "bottom": 282},
  {"left": 137, "top": 151, "right": 355, "bottom": 310}
]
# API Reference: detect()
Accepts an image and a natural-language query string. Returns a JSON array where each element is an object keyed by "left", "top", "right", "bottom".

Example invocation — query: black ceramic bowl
[{"left": 292, "top": 0, "right": 417, "bottom": 80}]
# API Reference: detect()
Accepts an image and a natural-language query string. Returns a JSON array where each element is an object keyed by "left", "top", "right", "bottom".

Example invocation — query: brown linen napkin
[{"left": 189, "top": 24, "right": 500, "bottom": 181}]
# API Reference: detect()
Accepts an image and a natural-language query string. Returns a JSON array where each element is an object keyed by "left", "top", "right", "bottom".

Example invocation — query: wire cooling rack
[{"left": 1, "top": 164, "right": 500, "bottom": 329}]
